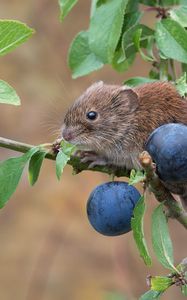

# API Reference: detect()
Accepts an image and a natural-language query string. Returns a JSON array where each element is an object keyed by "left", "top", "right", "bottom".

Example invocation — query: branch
[
  {"left": 0, "top": 136, "right": 130, "bottom": 177},
  {"left": 139, "top": 151, "right": 187, "bottom": 229},
  {"left": 1, "top": 137, "right": 187, "bottom": 228}
]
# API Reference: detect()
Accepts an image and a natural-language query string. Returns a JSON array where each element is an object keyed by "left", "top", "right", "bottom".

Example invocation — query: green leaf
[
  {"left": 60, "top": 140, "right": 76, "bottom": 156},
  {"left": 56, "top": 141, "right": 76, "bottom": 180},
  {"left": 112, "top": 10, "right": 142, "bottom": 72},
  {"left": 28, "top": 150, "right": 47, "bottom": 186},
  {"left": 149, "top": 69, "right": 160, "bottom": 80},
  {"left": 0, "top": 80, "right": 20, "bottom": 105},
  {"left": 122, "top": 11, "right": 143, "bottom": 32},
  {"left": 56, "top": 150, "right": 70, "bottom": 180},
  {"left": 125, "top": 0, "right": 139, "bottom": 13},
  {"left": 175, "top": 73, "right": 187, "bottom": 97},
  {"left": 131, "top": 196, "right": 152, "bottom": 266},
  {"left": 161, "top": 0, "right": 187, "bottom": 5},
  {"left": 124, "top": 77, "right": 157, "bottom": 87},
  {"left": 129, "top": 169, "right": 145, "bottom": 185},
  {"left": 68, "top": 31, "right": 103, "bottom": 78},
  {"left": 133, "top": 28, "right": 154, "bottom": 62},
  {"left": 152, "top": 204, "right": 177, "bottom": 272},
  {"left": 139, "top": 290, "right": 163, "bottom": 300},
  {"left": 139, "top": 0, "right": 157, "bottom": 6},
  {"left": 170, "top": 6, "right": 187, "bottom": 28},
  {"left": 59, "top": 0, "right": 78, "bottom": 21},
  {"left": 112, "top": 50, "right": 135, "bottom": 72},
  {"left": 182, "top": 63, "right": 187, "bottom": 74},
  {"left": 0, "top": 147, "right": 38, "bottom": 208},
  {"left": 155, "top": 19, "right": 187, "bottom": 64},
  {"left": 151, "top": 276, "right": 173, "bottom": 292},
  {"left": 122, "top": 24, "right": 154, "bottom": 59},
  {"left": 0, "top": 20, "right": 34, "bottom": 56},
  {"left": 89, "top": 0, "right": 129, "bottom": 63},
  {"left": 181, "top": 284, "right": 187, "bottom": 296},
  {"left": 140, "top": 0, "right": 186, "bottom": 5}
]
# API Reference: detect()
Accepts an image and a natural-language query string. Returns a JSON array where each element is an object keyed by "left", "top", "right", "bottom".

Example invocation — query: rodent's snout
[{"left": 62, "top": 127, "right": 74, "bottom": 142}]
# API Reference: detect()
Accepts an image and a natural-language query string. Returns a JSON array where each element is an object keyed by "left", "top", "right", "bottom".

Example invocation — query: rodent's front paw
[
  {"left": 74, "top": 150, "right": 107, "bottom": 168},
  {"left": 87, "top": 158, "right": 108, "bottom": 169}
]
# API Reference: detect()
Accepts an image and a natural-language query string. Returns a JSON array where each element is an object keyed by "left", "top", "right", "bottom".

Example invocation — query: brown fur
[{"left": 62, "top": 80, "right": 187, "bottom": 208}]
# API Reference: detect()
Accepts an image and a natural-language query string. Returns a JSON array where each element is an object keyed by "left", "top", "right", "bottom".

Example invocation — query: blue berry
[
  {"left": 146, "top": 123, "right": 187, "bottom": 182},
  {"left": 87, "top": 181, "right": 141, "bottom": 236}
]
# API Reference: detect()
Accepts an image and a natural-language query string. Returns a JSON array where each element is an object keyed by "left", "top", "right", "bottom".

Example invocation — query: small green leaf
[
  {"left": 149, "top": 70, "right": 160, "bottom": 80},
  {"left": 181, "top": 284, "right": 187, "bottom": 296},
  {"left": 58, "top": 0, "right": 78, "bottom": 21},
  {"left": 125, "top": 0, "right": 139, "bottom": 13},
  {"left": 146, "top": 36, "right": 156, "bottom": 60},
  {"left": 170, "top": 5, "right": 187, "bottom": 28},
  {"left": 131, "top": 196, "right": 152, "bottom": 266},
  {"left": 162, "top": 0, "right": 187, "bottom": 6},
  {"left": 28, "top": 150, "right": 47, "bottom": 186},
  {"left": 133, "top": 28, "right": 154, "bottom": 62},
  {"left": 151, "top": 276, "right": 173, "bottom": 292},
  {"left": 182, "top": 63, "right": 187, "bottom": 74},
  {"left": 124, "top": 77, "right": 157, "bottom": 87},
  {"left": 155, "top": 19, "right": 187, "bottom": 64},
  {"left": 0, "top": 80, "right": 20, "bottom": 105},
  {"left": 89, "top": 0, "right": 129, "bottom": 63},
  {"left": 139, "top": 290, "right": 163, "bottom": 300},
  {"left": 60, "top": 140, "right": 76, "bottom": 156},
  {"left": 0, "top": 20, "right": 34, "bottom": 56},
  {"left": 152, "top": 204, "right": 177, "bottom": 272},
  {"left": 122, "top": 24, "right": 154, "bottom": 59},
  {"left": 129, "top": 169, "right": 145, "bottom": 185},
  {"left": 0, "top": 147, "right": 38, "bottom": 208},
  {"left": 56, "top": 141, "right": 76, "bottom": 180},
  {"left": 112, "top": 49, "right": 135, "bottom": 72},
  {"left": 122, "top": 11, "right": 143, "bottom": 32},
  {"left": 140, "top": 0, "right": 186, "bottom": 5},
  {"left": 68, "top": 31, "right": 103, "bottom": 78},
  {"left": 56, "top": 150, "right": 70, "bottom": 180},
  {"left": 139, "top": 0, "right": 157, "bottom": 6},
  {"left": 175, "top": 73, "right": 187, "bottom": 97}
]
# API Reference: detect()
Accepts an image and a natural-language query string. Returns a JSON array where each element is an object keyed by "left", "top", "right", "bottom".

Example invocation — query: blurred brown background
[{"left": 0, "top": 1, "right": 186, "bottom": 300}]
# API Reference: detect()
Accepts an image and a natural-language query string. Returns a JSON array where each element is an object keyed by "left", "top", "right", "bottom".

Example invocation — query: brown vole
[
  {"left": 62, "top": 80, "right": 187, "bottom": 207},
  {"left": 62, "top": 81, "right": 187, "bottom": 169}
]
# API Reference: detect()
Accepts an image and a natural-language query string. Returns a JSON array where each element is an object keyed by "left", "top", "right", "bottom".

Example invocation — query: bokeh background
[{"left": 0, "top": 1, "right": 186, "bottom": 300}]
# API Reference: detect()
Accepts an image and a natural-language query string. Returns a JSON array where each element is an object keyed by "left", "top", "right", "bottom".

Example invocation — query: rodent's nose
[{"left": 62, "top": 128, "right": 74, "bottom": 142}]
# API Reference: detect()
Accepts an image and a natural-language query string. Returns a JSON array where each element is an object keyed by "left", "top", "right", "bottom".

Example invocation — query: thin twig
[{"left": 1, "top": 137, "right": 187, "bottom": 228}]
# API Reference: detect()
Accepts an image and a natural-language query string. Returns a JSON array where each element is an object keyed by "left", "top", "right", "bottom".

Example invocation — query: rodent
[{"left": 62, "top": 81, "right": 187, "bottom": 206}]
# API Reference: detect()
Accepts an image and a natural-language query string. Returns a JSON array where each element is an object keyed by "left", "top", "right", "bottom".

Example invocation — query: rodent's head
[{"left": 62, "top": 81, "right": 139, "bottom": 154}]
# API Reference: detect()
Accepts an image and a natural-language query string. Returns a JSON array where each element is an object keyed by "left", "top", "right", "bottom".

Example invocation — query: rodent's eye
[{"left": 86, "top": 111, "right": 98, "bottom": 121}]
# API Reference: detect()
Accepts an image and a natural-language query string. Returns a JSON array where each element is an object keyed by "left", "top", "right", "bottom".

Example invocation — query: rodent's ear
[
  {"left": 86, "top": 81, "right": 104, "bottom": 93},
  {"left": 120, "top": 86, "right": 139, "bottom": 112}
]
